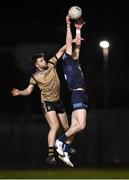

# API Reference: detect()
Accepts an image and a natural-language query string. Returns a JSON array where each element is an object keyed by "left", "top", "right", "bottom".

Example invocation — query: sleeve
[
  {"left": 63, "top": 53, "right": 71, "bottom": 60},
  {"left": 48, "top": 56, "right": 58, "bottom": 67},
  {"left": 29, "top": 76, "right": 37, "bottom": 85}
]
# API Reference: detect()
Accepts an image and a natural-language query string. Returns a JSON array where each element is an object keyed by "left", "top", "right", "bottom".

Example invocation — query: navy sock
[
  {"left": 58, "top": 133, "right": 67, "bottom": 142},
  {"left": 63, "top": 143, "right": 70, "bottom": 153}
]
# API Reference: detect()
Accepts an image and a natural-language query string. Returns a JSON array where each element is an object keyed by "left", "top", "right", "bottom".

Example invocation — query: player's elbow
[
  {"left": 26, "top": 89, "right": 32, "bottom": 95},
  {"left": 24, "top": 88, "right": 32, "bottom": 96},
  {"left": 25, "top": 85, "right": 34, "bottom": 95}
]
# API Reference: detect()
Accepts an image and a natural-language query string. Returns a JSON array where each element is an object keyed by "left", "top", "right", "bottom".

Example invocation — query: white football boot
[
  {"left": 55, "top": 139, "right": 64, "bottom": 156},
  {"left": 59, "top": 152, "right": 74, "bottom": 167}
]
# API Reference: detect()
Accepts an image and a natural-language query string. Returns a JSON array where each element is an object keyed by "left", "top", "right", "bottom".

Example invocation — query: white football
[{"left": 68, "top": 6, "right": 82, "bottom": 20}]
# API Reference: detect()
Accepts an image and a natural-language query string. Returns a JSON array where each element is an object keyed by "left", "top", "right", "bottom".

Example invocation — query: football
[{"left": 68, "top": 6, "right": 82, "bottom": 20}]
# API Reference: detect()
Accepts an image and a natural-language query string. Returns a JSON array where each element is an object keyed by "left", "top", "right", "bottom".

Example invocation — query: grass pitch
[{"left": 0, "top": 167, "right": 129, "bottom": 179}]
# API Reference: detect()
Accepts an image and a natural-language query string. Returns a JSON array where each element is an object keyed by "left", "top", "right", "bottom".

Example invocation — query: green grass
[{"left": 0, "top": 168, "right": 129, "bottom": 179}]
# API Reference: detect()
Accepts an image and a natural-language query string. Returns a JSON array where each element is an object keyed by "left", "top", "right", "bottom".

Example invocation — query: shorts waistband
[{"left": 73, "top": 88, "right": 85, "bottom": 91}]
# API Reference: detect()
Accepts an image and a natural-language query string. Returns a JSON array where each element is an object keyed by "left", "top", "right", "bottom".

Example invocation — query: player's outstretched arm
[
  {"left": 65, "top": 15, "right": 73, "bottom": 56},
  {"left": 56, "top": 44, "right": 67, "bottom": 59},
  {"left": 54, "top": 15, "right": 73, "bottom": 60},
  {"left": 75, "top": 18, "right": 85, "bottom": 44},
  {"left": 11, "top": 84, "right": 34, "bottom": 96},
  {"left": 72, "top": 19, "right": 85, "bottom": 60}
]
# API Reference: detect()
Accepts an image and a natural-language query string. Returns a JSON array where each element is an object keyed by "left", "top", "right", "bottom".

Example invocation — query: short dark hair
[{"left": 29, "top": 52, "right": 45, "bottom": 67}]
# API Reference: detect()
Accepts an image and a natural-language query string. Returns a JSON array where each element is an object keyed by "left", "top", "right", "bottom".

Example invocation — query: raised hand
[
  {"left": 75, "top": 18, "right": 85, "bottom": 29},
  {"left": 66, "top": 15, "right": 71, "bottom": 26}
]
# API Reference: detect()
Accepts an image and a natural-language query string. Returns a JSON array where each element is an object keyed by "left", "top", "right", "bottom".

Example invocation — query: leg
[
  {"left": 56, "top": 109, "right": 87, "bottom": 150},
  {"left": 45, "top": 111, "right": 59, "bottom": 147},
  {"left": 58, "top": 112, "right": 75, "bottom": 153},
  {"left": 56, "top": 112, "right": 75, "bottom": 167},
  {"left": 65, "top": 109, "right": 87, "bottom": 137},
  {"left": 57, "top": 109, "right": 86, "bottom": 167},
  {"left": 55, "top": 112, "right": 68, "bottom": 156},
  {"left": 58, "top": 112, "right": 69, "bottom": 131},
  {"left": 45, "top": 111, "right": 59, "bottom": 164}
]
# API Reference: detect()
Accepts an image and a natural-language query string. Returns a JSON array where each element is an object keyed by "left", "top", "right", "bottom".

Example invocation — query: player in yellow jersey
[{"left": 11, "top": 46, "right": 74, "bottom": 165}]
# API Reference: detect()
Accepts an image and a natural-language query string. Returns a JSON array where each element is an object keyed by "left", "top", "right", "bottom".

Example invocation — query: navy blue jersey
[{"left": 62, "top": 53, "right": 86, "bottom": 90}]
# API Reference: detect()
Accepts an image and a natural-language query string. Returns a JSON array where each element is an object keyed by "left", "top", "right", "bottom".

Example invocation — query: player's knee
[
  {"left": 79, "top": 121, "right": 86, "bottom": 131},
  {"left": 63, "top": 123, "right": 69, "bottom": 131}
]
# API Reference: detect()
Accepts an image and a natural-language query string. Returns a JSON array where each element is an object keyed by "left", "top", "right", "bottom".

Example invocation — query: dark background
[
  {"left": 0, "top": 0, "right": 129, "bottom": 113},
  {"left": 0, "top": 0, "right": 129, "bottom": 168}
]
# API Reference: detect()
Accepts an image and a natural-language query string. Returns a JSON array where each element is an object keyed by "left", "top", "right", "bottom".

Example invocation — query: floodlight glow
[{"left": 99, "top": 41, "right": 109, "bottom": 48}]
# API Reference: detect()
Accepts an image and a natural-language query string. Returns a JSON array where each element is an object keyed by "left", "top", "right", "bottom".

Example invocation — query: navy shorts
[
  {"left": 41, "top": 99, "right": 66, "bottom": 114},
  {"left": 71, "top": 90, "right": 88, "bottom": 111}
]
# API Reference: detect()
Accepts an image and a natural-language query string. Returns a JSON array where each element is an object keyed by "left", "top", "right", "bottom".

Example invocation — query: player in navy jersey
[{"left": 55, "top": 15, "right": 88, "bottom": 167}]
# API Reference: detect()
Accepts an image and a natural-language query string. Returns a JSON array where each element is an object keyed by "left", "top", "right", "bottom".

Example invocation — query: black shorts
[{"left": 41, "top": 99, "right": 66, "bottom": 114}]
